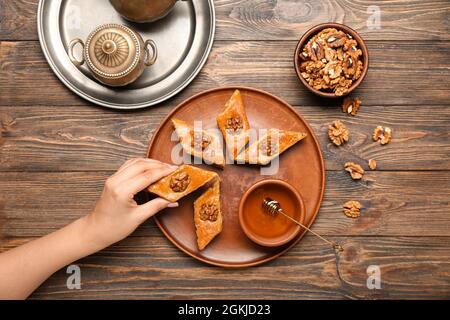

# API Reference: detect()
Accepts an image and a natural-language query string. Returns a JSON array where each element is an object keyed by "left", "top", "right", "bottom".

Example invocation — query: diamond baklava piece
[
  {"left": 193, "top": 180, "right": 222, "bottom": 250},
  {"left": 172, "top": 118, "right": 225, "bottom": 168},
  {"left": 216, "top": 90, "right": 251, "bottom": 159},
  {"left": 147, "top": 165, "right": 218, "bottom": 202},
  {"left": 236, "top": 129, "right": 307, "bottom": 165}
]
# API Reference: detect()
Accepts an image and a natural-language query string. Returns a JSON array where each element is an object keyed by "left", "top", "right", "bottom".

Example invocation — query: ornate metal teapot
[{"left": 69, "top": 24, "right": 157, "bottom": 87}]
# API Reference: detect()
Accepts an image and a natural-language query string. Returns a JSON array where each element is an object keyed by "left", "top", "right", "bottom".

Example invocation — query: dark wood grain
[
  {"left": 1, "top": 0, "right": 450, "bottom": 41},
  {"left": 0, "top": 171, "right": 448, "bottom": 238},
  {"left": 1, "top": 41, "right": 450, "bottom": 106},
  {"left": 1, "top": 104, "right": 450, "bottom": 172},
  {"left": 0, "top": 235, "right": 449, "bottom": 299},
  {"left": 0, "top": 0, "right": 38, "bottom": 41},
  {"left": 214, "top": 0, "right": 450, "bottom": 41}
]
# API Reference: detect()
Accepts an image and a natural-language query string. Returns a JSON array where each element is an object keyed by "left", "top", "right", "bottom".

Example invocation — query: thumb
[{"left": 135, "top": 198, "right": 179, "bottom": 223}]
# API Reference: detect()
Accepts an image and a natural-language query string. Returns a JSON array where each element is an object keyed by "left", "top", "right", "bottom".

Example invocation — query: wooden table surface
[{"left": 1, "top": 0, "right": 450, "bottom": 299}]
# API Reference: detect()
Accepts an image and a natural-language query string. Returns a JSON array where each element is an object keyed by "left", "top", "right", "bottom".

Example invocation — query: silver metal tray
[{"left": 38, "top": 0, "right": 215, "bottom": 109}]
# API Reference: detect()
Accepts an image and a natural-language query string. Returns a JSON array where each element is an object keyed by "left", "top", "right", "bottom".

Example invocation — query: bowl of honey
[{"left": 238, "top": 179, "right": 306, "bottom": 247}]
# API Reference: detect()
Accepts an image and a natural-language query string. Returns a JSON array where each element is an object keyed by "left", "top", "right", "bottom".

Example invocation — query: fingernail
[{"left": 167, "top": 202, "right": 179, "bottom": 208}]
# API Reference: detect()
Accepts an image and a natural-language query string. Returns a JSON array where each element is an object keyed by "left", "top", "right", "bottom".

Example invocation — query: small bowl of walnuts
[{"left": 294, "top": 23, "right": 369, "bottom": 98}]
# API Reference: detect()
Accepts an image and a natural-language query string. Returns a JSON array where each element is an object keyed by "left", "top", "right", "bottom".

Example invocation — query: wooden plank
[
  {"left": 0, "top": 236, "right": 449, "bottom": 299},
  {"left": 1, "top": 104, "right": 449, "bottom": 172},
  {"left": 215, "top": 0, "right": 450, "bottom": 41},
  {"left": 1, "top": 0, "right": 449, "bottom": 301},
  {"left": 0, "top": 171, "right": 449, "bottom": 238},
  {"left": 0, "top": 0, "right": 38, "bottom": 41},
  {"left": 1, "top": 0, "right": 450, "bottom": 41},
  {"left": 1, "top": 41, "right": 449, "bottom": 106}
]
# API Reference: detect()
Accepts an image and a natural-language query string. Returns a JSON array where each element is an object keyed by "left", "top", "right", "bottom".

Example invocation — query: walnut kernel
[
  {"left": 368, "top": 159, "right": 377, "bottom": 170},
  {"left": 372, "top": 126, "right": 393, "bottom": 145},
  {"left": 328, "top": 120, "right": 349, "bottom": 146},
  {"left": 342, "top": 97, "right": 361, "bottom": 116},
  {"left": 225, "top": 115, "right": 244, "bottom": 134},
  {"left": 170, "top": 172, "right": 191, "bottom": 192},
  {"left": 259, "top": 135, "right": 279, "bottom": 157},
  {"left": 307, "top": 40, "right": 324, "bottom": 61},
  {"left": 200, "top": 203, "right": 219, "bottom": 222},
  {"left": 373, "top": 126, "right": 384, "bottom": 142},
  {"left": 343, "top": 201, "right": 362, "bottom": 218},
  {"left": 327, "top": 33, "right": 347, "bottom": 48},
  {"left": 381, "top": 127, "right": 392, "bottom": 145},
  {"left": 191, "top": 131, "right": 212, "bottom": 151},
  {"left": 345, "top": 162, "right": 365, "bottom": 180}
]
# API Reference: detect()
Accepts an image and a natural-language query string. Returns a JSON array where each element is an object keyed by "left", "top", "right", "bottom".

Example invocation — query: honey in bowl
[{"left": 238, "top": 179, "right": 305, "bottom": 247}]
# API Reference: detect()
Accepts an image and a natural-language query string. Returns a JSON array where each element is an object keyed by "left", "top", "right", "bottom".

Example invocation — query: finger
[
  {"left": 116, "top": 158, "right": 161, "bottom": 175},
  {"left": 134, "top": 198, "right": 179, "bottom": 223},
  {"left": 118, "top": 161, "right": 176, "bottom": 187},
  {"left": 109, "top": 158, "right": 144, "bottom": 182},
  {"left": 121, "top": 165, "right": 177, "bottom": 198},
  {"left": 117, "top": 158, "right": 139, "bottom": 172},
  {"left": 114, "top": 160, "right": 176, "bottom": 186}
]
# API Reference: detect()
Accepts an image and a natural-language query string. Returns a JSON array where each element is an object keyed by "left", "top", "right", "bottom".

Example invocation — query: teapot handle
[
  {"left": 144, "top": 40, "right": 158, "bottom": 67},
  {"left": 69, "top": 38, "right": 85, "bottom": 67}
]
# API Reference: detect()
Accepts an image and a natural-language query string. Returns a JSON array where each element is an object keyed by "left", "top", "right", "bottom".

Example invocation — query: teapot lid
[{"left": 84, "top": 24, "right": 141, "bottom": 79}]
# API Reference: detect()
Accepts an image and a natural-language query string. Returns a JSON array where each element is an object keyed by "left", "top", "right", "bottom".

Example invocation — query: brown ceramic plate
[{"left": 147, "top": 87, "right": 325, "bottom": 267}]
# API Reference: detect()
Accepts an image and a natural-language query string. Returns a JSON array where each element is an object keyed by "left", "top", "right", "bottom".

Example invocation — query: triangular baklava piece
[
  {"left": 147, "top": 165, "right": 218, "bottom": 202},
  {"left": 236, "top": 129, "right": 307, "bottom": 165},
  {"left": 216, "top": 90, "right": 251, "bottom": 159},
  {"left": 172, "top": 118, "right": 225, "bottom": 168},
  {"left": 194, "top": 180, "right": 222, "bottom": 250}
]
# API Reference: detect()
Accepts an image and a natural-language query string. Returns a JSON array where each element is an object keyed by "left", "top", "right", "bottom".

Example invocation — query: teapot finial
[{"left": 102, "top": 40, "right": 117, "bottom": 55}]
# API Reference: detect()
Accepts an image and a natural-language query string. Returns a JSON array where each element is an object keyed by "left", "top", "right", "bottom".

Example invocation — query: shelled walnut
[
  {"left": 342, "top": 97, "right": 361, "bottom": 115},
  {"left": 199, "top": 203, "right": 219, "bottom": 222},
  {"left": 191, "top": 131, "right": 212, "bottom": 151},
  {"left": 343, "top": 200, "right": 362, "bottom": 218},
  {"left": 259, "top": 135, "right": 279, "bottom": 157},
  {"left": 327, "top": 33, "right": 347, "bottom": 48},
  {"left": 373, "top": 126, "right": 392, "bottom": 145},
  {"left": 225, "top": 115, "right": 244, "bottom": 134},
  {"left": 170, "top": 172, "right": 191, "bottom": 192},
  {"left": 307, "top": 40, "right": 325, "bottom": 61},
  {"left": 381, "top": 127, "right": 392, "bottom": 145},
  {"left": 345, "top": 162, "right": 365, "bottom": 180},
  {"left": 373, "top": 126, "right": 383, "bottom": 141},
  {"left": 368, "top": 159, "right": 377, "bottom": 170},
  {"left": 328, "top": 120, "right": 349, "bottom": 146}
]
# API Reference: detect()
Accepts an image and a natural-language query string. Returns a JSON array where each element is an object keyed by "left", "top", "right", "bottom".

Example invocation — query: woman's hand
[
  {"left": 0, "top": 158, "right": 179, "bottom": 299},
  {"left": 84, "top": 158, "right": 178, "bottom": 249}
]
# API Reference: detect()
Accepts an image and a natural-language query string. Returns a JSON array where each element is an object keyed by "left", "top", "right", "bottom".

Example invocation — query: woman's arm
[{"left": 0, "top": 158, "right": 178, "bottom": 299}]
